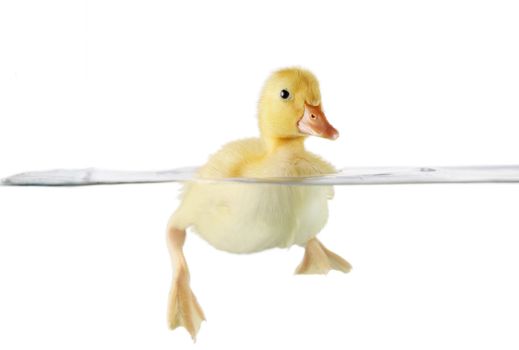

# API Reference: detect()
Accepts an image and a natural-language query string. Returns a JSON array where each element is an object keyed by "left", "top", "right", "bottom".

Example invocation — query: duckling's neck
[{"left": 262, "top": 136, "right": 306, "bottom": 154}]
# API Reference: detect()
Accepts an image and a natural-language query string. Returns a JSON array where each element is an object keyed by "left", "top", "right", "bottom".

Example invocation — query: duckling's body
[
  {"left": 171, "top": 137, "right": 335, "bottom": 253},
  {"left": 166, "top": 68, "right": 350, "bottom": 340}
]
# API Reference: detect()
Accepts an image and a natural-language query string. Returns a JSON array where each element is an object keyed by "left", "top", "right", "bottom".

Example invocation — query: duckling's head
[{"left": 258, "top": 67, "right": 339, "bottom": 145}]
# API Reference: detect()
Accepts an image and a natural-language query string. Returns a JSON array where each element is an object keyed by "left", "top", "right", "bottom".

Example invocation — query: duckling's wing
[
  {"left": 168, "top": 138, "right": 265, "bottom": 229},
  {"left": 197, "top": 138, "right": 265, "bottom": 179}
]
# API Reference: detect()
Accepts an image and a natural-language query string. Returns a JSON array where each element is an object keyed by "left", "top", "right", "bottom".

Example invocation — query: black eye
[{"left": 280, "top": 89, "right": 290, "bottom": 99}]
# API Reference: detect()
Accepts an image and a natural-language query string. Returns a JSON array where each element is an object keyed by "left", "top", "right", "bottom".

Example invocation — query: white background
[{"left": 1, "top": 0, "right": 518, "bottom": 349}]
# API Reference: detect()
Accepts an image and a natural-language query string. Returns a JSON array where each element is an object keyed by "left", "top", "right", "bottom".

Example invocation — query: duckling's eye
[{"left": 280, "top": 89, "right": 290, "bottom": 100}]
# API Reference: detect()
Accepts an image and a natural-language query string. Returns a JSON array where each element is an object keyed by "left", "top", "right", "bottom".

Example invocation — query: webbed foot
[
  {"left": 296, "top": 238, "right": 352, "bottom": 274},
  {"left": 167, "top": 227, "right": 205, "bottom": 341},
  {"left": 168, "top": 267, "right": 205, "bottom": 341}
]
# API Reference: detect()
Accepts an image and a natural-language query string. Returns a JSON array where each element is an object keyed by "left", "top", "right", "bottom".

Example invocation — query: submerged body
[{"left": 170, "top": 138, "right": 335, "bottom": 253}]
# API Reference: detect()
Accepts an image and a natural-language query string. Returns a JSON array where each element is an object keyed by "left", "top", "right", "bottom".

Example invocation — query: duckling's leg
[
  {"left": 167, "top": 226, "right": 205, "bottom": 341},
  {"left": 295, "top": 238, "right": 352, "bottom": 274}
]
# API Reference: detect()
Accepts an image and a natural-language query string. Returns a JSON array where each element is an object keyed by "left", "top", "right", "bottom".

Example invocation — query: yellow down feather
[{"left": 169, "top": 68, "right": 337, "bottom": 253}]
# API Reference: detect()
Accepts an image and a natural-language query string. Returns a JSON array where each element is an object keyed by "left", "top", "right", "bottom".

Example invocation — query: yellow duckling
[{"left": 166, "top": 67, "right": 351, "bottom": 340}]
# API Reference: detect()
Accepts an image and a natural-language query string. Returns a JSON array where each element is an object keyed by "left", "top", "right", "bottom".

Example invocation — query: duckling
[{"left": 166, "top": 67, "right": 351, "bottom": 340}]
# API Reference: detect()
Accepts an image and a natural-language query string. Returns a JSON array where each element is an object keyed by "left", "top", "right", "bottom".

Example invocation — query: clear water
[
  {"left": 2, "top": 165, "right": 519, "bottom": 186},
  {"left": 1, "top": 165, "right": 518, "bottom": 346}
]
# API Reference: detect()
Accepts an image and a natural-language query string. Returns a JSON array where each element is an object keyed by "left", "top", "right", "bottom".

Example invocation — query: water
[
  {"left": 1, "top": 165, "right": 519, "bottom": 345},
  {"left": 2, "top": 164, "right": 519, "bottom": 186}
]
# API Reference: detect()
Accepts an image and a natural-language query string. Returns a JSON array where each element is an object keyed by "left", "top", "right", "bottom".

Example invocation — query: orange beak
[{"left": 297, "top": 103, "right": 339, "bottom": 140}]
